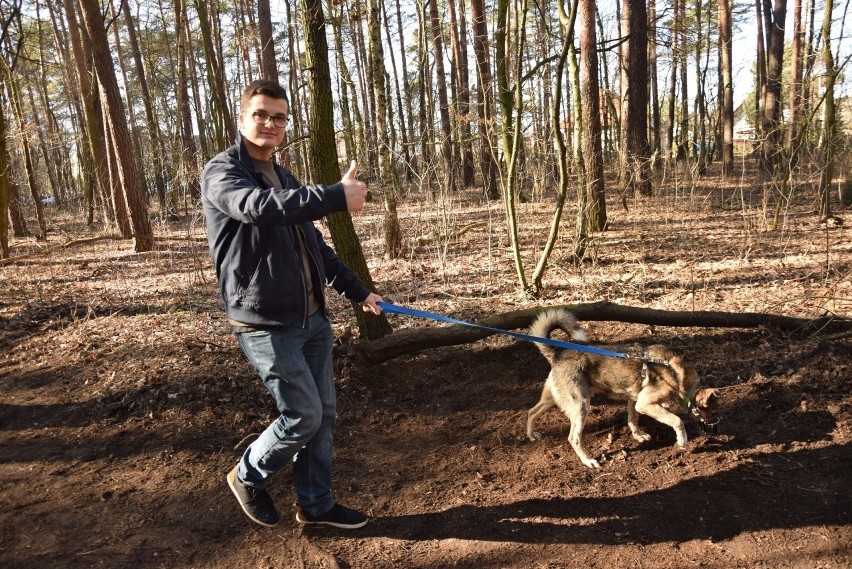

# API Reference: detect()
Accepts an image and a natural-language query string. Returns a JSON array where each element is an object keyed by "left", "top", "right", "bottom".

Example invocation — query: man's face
[{"left": 239, "top": 94, "right": 289, "bottom": 160}]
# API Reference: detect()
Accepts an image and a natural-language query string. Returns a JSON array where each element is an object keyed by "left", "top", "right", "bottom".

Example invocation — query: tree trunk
[
  {"left": 330, "top": 6, "right": 362, "bottom": 165},
  {"left": 257, "top": 0, "right": 277, "bottom": 81},
  {"left": 0, "top": 90, "right": 9, "bottom": 257},
  {"left": 194, "top": 0, "right": 235, "bottom": 150},
  {"left": 677, "top": 0, "right": 689, "bottom": 162},
  {"left": 428, "top": 0, "right": 455, "bottom": 192},
  {"left": 496, "top": 0, "right": 531, "bottom": 294},
  {"left": 648, "top": 0, "right": 660, "bottom": 169},
  {"left": 383, "top": 0, "right": 413, "bottom": 181},
  {"left": 719, "top": 0, "right": 735, "bottom": 176},
  {"left": 174, "top": 0, "right": 201, "bottom": 206},
  {"left": 817, "top": 0, "right": 836, "bottom": 219},
  {"left": 415, "top": 0, "right": 435, "bottom": 194},
  {"left": 666, "top": 0, "right": 678, "bottom": 166},
  {"left": 79, "top": 0, "right": 153, "bottom": 252},
  {"left": 580, "top": 0, "right": 606, "bottom": 232},
  {"left": 760, "top": 0, "right": 787, "bottom": 174},
  {"left": 448, "top": 0, "right": 473, "bottom": 187},
  {"left": 367, "top": 0, "right": 403, "bottom": 259},
  {"left": 787, "top": 0, "right": 803, "bottom": 156},
  {"left": 532, "top": 0, "right": 575, "bottom": 285},
  {"left": 6, "top": 77, "right": 47, "bottom": 239},
  {"left": 693, "top": 0, "right": 707, "bottom": 175},
  {"left": 62, "top": 0, "right": 106, "bottom": 227},
  {"left": 619, "top": 0, "right": 652, "bottom": 196},
  {"left": 470, "top": 0, "right": 498, "bottom": 199},
  {"left": 353, "top": 303, "right": 849, "bottom": 365},
  {"left": 300, "top": 0, "right": 392, "bottom": 339},
  {"left": 121, "top": 0, "right": 169, "bottom": 216}
]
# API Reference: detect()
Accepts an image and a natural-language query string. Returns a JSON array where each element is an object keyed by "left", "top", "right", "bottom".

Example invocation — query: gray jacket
[{"left": 201, "top": 136, "right": 370, "bottom": 328}]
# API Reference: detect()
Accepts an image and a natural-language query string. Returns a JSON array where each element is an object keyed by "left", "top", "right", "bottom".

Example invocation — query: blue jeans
[{"left": 234, "top": 311, "right": 336, "bottom": 516}]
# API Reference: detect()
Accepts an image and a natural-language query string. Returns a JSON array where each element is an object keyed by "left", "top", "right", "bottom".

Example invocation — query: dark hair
[{"left": 240, "top": 80, "right": 289, "bottom": 111}]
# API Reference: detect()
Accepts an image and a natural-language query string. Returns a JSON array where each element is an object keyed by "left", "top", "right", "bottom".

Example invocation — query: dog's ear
[
  {"left": 694, "top": 388, "right": 719, "bottom": 411},
  {"left": 645, "top": 344, "right": 675, "bottom": 361}
]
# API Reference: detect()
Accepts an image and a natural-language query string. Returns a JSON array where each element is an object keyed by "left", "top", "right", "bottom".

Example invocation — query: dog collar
[{"left": 682, "top": 377, "right": 701, "bottom": 408}]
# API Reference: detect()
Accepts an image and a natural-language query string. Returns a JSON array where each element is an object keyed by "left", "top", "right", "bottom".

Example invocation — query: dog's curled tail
[{"left": 529, "top": 308, "right": 587, "bottom": 363}]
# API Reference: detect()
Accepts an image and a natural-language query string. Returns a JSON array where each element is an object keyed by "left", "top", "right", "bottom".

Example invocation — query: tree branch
[{"left": 351, "top": 302, "right": 850, "bottom": 364}]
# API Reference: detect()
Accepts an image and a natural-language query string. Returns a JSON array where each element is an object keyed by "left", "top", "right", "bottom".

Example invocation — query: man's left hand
[{"left": 361, "top": 293, "right": 383, "bottom": 314}]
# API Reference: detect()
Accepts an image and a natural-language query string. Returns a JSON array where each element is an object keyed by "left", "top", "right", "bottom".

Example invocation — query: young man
[{"left": 202, "top": 79, "right": 382, "bottom": 529}]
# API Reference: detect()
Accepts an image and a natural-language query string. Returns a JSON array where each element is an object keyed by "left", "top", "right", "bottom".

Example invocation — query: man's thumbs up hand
[{"left": 341, "top": 160, "right": 367, "bottom": 212}]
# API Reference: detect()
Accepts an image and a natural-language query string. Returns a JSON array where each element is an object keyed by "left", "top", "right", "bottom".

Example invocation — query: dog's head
[
  {"left": 691, "top": 387, "right": 720, "bottom": 421},
  {"left": 646, "top": 345, "right": 721, "bottom": 431}
]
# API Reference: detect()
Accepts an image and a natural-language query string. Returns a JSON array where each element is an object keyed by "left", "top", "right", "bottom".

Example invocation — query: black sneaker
[
  {"left": 227, "top": 466, "right": 280, "bottom": 527},
  {"left": 295, "top": 503, "right": 369, "bottom": 529}
]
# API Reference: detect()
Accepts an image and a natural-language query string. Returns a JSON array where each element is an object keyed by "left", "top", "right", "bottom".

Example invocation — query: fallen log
[{"left": 351, "top": 301, "right": 849, "bottom": 365}]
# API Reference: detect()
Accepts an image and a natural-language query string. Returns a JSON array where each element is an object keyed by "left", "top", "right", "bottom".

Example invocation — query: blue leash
[{"left": 377, "top": 301, "right": 632, "bottom": 359}]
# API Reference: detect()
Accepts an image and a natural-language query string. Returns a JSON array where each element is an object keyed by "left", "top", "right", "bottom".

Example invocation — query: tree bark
[
  {"left": 580, "top": 0, "right": 606, "bottom": 232},
  {"left": 78, "top": 0, "right": 153, "bottom": 252},
  {"left": 760, "top": 0, "right": 787, "bottom": 174},
  {"left": 353, "top": 303, "right": 850, "bottom": 365},
  {"left": 428, "top": 0, "right": 455, "bottom": 192},
  {"left": 121, "top": 0, "right": 169, "bottom": 215},
  {"left": 787, "top": 0, "right": 803, "bottom": 155},
  {"left": 257, "top": 0, "right": 277, "bottom": 81},
  {"left": 367, "top": 0, "right": 403, "bottom": 258},
  {"left": 301, "top": 0, "right": 392, "bottom": 339},
  {"left": 470, "top": 0, "right": 498, "bottom": 199},
  {"left": 448, "top": 0, "right": 473, "bottom": 187},
  {"left": 194, "top": 0, "right": 235, "bottom": 150},
  {"left": 817, "top": 0, "right": 836, "bottom": 218},
  {"left": 619, "top": 0, "right": 652, "bottom": 196},
  {"left": 719, "top": 0, "right": 735, "bottom": 176}
]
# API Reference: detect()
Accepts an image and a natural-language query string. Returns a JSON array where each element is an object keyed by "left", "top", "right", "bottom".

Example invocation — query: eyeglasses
[{"left": 251, "top": 111, "right": 289, "bottom": 128}]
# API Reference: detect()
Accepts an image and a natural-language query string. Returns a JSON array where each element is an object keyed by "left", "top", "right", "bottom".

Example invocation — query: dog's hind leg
[
  {"left": 635, "top": 397, "right": 688, "bottom": 448},
  {"left": 527, "top": 380, "right": 556, "bottom": 441},
  {"left": 565, "top": 396, "right": 601, "bottom": 469},
  {"left": 627, "top": 400, "right": 652, "bottom": 442}
]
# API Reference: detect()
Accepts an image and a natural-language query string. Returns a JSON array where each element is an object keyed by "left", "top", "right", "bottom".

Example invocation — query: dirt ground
[{"left": 1, "top": 166, "right": 850, "bottom": 568}]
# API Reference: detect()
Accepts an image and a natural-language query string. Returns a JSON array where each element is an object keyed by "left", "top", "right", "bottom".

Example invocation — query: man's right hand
[{"left": 341, "top": 161, "right": 367, "bottom": 212}]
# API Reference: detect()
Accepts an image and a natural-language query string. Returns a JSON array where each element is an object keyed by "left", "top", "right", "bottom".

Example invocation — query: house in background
[{"left": 733, "top": 102, "right": 756, "bottom": 154}]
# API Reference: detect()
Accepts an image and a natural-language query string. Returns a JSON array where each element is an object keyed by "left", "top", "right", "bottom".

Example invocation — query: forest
[{"left": 1, "top": 0, "right": 850, "bottom": 567}]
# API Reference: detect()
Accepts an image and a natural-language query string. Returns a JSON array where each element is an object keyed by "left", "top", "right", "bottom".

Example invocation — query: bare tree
[
  {"left": 194, "top": 0, "right": 235, "bottom": 150},
  {"left": 78, "top": 0, "right": 153, "bottom": 251},
  {"left": 787, "top": 0, "right": 804, "bottom": 156},
  {"left": 759, "top": 0, "right": 787, "bottom": 174},
  {"left": 257, "top": 0, "right": 277, "bottom": 80},
  {"left": 428, "top": 0, "right": 455, "bottom": 192},
  {"left": 0, "top": 0, "right": 24, "bottom": 257},
  {"left": 470, "top": 0, "right": 498, "bottom": 199},
  {"left": 619, "top": 0, "right": 652, "bottom": 196},
  {"left": 121, "top": 0, "right": 169, "bottom": 215},
  {"left": 367, "top": 0, "right": 403, "bottom": 258},
  {"left": 579, "top": 0, "right": 605, "bottom": 231},
  {"left": 300, "top": 0, "right": 392, "bottom": 339},
  {"left": 720, "top": 0, "right": 735, "bottom": 176},
  {"left": 817, "top": 0, "right": 837, "bottom": 219},
  {"left": 448, "top": 0, "right": 473, "bottom": 187}
]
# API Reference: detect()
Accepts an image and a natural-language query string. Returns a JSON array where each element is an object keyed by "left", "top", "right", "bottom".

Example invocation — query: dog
[{"left": 526, "top": 308, "right": 719, "bottom": 468}]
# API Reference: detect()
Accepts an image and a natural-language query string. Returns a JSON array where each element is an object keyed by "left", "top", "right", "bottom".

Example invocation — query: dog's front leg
[
  {"left": 635, "top": 399, "right": 688, "bottom": 447},
  {"left": 627, "top": 400, "right": 652, "bottom": 443}
]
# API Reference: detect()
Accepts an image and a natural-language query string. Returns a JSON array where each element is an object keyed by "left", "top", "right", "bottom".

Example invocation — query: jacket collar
[{"left": 235, "top": 132, "right": 283, "bottom": 172}]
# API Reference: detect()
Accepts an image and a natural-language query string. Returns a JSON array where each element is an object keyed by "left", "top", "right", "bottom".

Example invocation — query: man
[{"left": 202, "top": 79, "right": 382, "bottom": 529}]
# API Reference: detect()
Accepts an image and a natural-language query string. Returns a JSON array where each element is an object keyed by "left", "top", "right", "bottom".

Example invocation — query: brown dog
[{"left": 526, "top": 309, "right": 719, "bottom": 468}]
